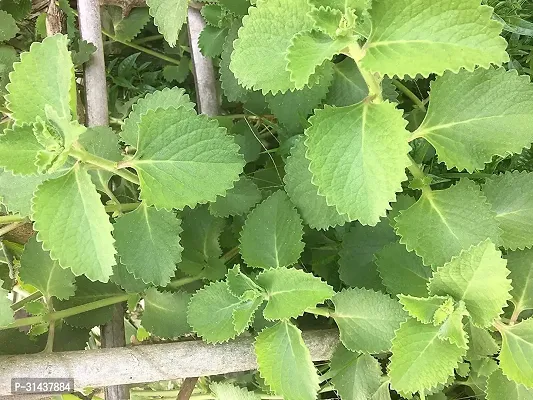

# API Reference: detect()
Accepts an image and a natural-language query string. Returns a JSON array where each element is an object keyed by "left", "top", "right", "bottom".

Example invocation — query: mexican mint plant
[{"left": 1, "top": 0, "right": 533, "bottom": 399}]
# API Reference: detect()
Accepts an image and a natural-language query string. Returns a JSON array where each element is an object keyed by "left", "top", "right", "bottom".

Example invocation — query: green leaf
[
  {"left": 506, "top": 248, "right": 533, "bottom": 315},
  {"left": 55, "top": 276, "right": 124, "bottom": 328},
  {"left": 32, "top": 164, "right": 116, "bottom": 282},
  {"left": 309, "top": 6, "right": 343, "bottom": 38},
  {"left": 226, "top": 265, "right": 264, "bottom": 299},
  {"left": 113, "top": 204, "right": 182, "bottom": 286},
  {"left": 188, "top": 281, "right": 242, "bottom": 343},
  {"left": 389, "top": 319, "right": 466, "bottom": 395},
  {"left": 286, "top": 30, "right": 352, "bottom": 89},
  {"left": 395, "top": 179, "right": 501, "bottom": 267},
  {"left": 230, "top": 0, "right": 315, "bottom": 94},
  {"left": 361, "top": 0, "right": 509, "bottom": 78},
  {"left": 71, "top": 39, "right": 97, "bottom": 66},
  {"left": 465, "top": 321, "right": 499, "bottom": 361},
  {"left": 483, "top": 172, "right": 533, "bottom": 250},
  {"left": 209, "top": 177, "right": 261, "bottom": 218},
  {"left": 6, "top": 34, "right": 74, "bottom": 125},
  {"left": 338, "top": 221, "right": 395, "bottom": 290},
  {"left": 332, "top": 288, "right": 407, "bottom": 353},
  {"left": 498, "top": 318, "right": 533, "bottom": 387},
  {"left": 256, "top": 267, "right": 334, "bottom": 320},
  {"left": 487, "top": 368, "right": 533, "bottom": 400},
  {"left": 398, "top": 295, "right": 450, "bottom": 324},
  {"left": 130, "top": 107, "right": 244, "bottom": 210},
  {"left": 103, "top": 6, "right": 150, "bottom": 42},
  {"left": 0, "top": 279, "right": 14, "bottom": 327},
  {"left": 305, "top": 102, "right": 410, "bottom": 225},
  {"left": 211, "top": 382, "right": 261, "bottom": 400},
  {"left": 110, "top": 261, "right": 149, "bottom": 293},
  {"left": 0, "top": 45, "right": 17, "bottom": 93},
  {"left": 428, "top": 240, "right": 512, "bottom": 327},
  {"left": 240, "top": 191, "right": 304, "bottom": 269},
  {"left": 325, "top": 58, "right": 368, "bottom": 107},
  {"left": 178, "top": 206, "right": 226, "bottom": 280},
  {"left": 0, "top": 10, "right": 18, "bottom": 41},
  {"left": 413, "top": 68, "right": 533, "bottom": 172},
  {"left": 19, "top": 236, "right": 75, "bottom": 300},
  {"left": 255, "top": 320, "right": 319, "bottom": 400},
  {"left": 146, "top": 0, "right": 188, "bottom": 47},
  {"left": 437, "top": 301, "right": 469, "bottom": 349},
  {"left": 376, "top": 242, "right": 432, "bottom": 297},
  {"left": 0, "top": 124, "right": 42, "bottom": 175},
  {"left": 329, "top": 346, "right": 383, "bottom": 400},
  {"left": 284, "top": 137, "right": 347, "bottom": 230},
  {"left": 233, "top": 295, "right": 263, "bottom": 334},
  {"left": 220, "top": 23, "right": 248, "bottom": 103},
  {"left": 141, "top": 288, "right": 190, "bottom": 338},
  {"left": 121, "top": 87, "right": 194, "bottom": 147},
  {"left": 163, "top": 59, "right": 190, "bottom": 84},
  {"left": 199, "top": 25, "right": 228, "bottom": 58}
]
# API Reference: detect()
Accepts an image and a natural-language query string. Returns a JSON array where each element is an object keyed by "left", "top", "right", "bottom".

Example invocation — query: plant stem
[
  {"left": 0, "top": 220, "right": 28, "bottom": 237},
  {"left": 70, "top": 147, "right": 140, "bottom": 185},
  {"left": 104, "top": 203, "right": 140, "bottom": 213},
  {"left": 305, "top": 307, "right": 333, "bottom": 318},
  {"left": 391, "top": 79, "right": 426, "bottom": 111},
  {"left": 0, "top": 214, "right": 26, "bottom": 224},
  {"left": 11, "top": 291, "right": 43, "bottom": 311},
  {"left": 407, "top": 155, "right": 431, "bottom": 194},
  {"left": 165, "top": 274, "right": 204, "bottom": 289},
  {"left": 347, "top": 44, "right": 382, "bottom": 102},
  {"left": 133, "top": 34, "right": 164, "bottom": 44},
  {"left": 509, "top": 305, "right": 522, "bottom": 325},
  {"left": 220, "top": 246, "right": 240, "bottom": 263},
  {"left": 1, "top": 294, "right": 130, "bottom": 330},
  {"left": 43, "top": 297, "right": 55, "bottom": 353}
]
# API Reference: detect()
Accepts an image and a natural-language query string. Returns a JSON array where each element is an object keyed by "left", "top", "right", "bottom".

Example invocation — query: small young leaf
[
  {"left": 325, "top": 58, "right": 368, "bottom": 107},
  {"left": 199, "top": 25, "right": 228, "bottom": 58},
  {"left": 0, "top": 10, "right": 17, "bottom": 41},
  {"left": 309, "top": 6, "right": 343, "bottom": 38},
  {"left": 437, "top": 301, "right": 469, "bottom": 349},
  {"left": 486, "top": 368, "right": 533, "bottom": 400},
  {"left": 209, "top": 177, "right": 261, "bottom": 218},
  {"left": 131, "top": 107, "right": 244, "bottom": 210},
  {"left": 102, "top": 6, "right": 150, "bottom": 42},
  {"left": 142, "top": 288, "right": 190, "bottom": 338},
  {"left": 305, "top": 102, "right": 410, "bottom": 225},
  {"left": 255, "top": 320, "right": 319, "bottom": 400},
  {"left": 332, "top": 288, "right": 407, "bottom": 353},
  {"left": 19, "top": 236, "right": 75, "bottom": 300},
  {"left": 240, "top": 191, "right": 304, "bottom": 269},
  {"left": 256, "top": 267, "right": 334, "bottom": 320},
  {"left": 361, "top": 0, "right": 508, "bottom": 78},
  {"left": 390, "top": 319, "right": 466, "bottom": 396},
  {"left": 113, "top": 204, "right": 182, "bottom": 286},
  {"left": 413, "top": 69, "right": 533, "bottom": 172},
  {"left": 428, "top": 240, "right": 512, "bottom": 328},
  {"left": 395, "top": 179, "right": 501, "bottom": 267},
  {"left": 233, "top": 295, "right": 263, "bottom": 334},
  {"left": 376, "top": 242, "right": 432, "bottom": 297},
  {"left": 146, "top": 0, "right": 188, "bottom": 47},
  {"left": 32, "top": 164, "right": 117, "bottom": 282},
  {"left": 0, "top": 124, "right": 42, "bottom": 175},
  {"left": 211, "top": 382, "right": 261, "bottom": 400},
  {"left": 506, "top": 249, "right": 533, "bottom": 315},
  {"left": 226, "top": 265, "right": 263, "bottom": 299},
  {"left": 398, "top": 295, "right": 450, "bottom": 324},
  {"left": 465, "top": 321, "right": 499, "bottom": 361},
  {"left": 0, "top": 279, "right": 14, "bottom": 327},
  {"left": 497, "top": 318, "right": 533, "bottom": 387},
  {"left": 483, "top": 171, "right": 533, "bottom": 250}
]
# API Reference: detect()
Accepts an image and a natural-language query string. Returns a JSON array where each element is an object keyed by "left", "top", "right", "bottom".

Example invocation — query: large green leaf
[
  {"left": 32, "top": 164, "right": 116, "bottom": 282},
  {"left": 395, "top": 179, "right": 501, "bottom": 267},
  {"left": 19, "top": 236, "right": 75, "bottom": 300},
  {"left": 413, "top": 69, "right": 533, "bottom": 172},
  {"left": 141, "top": 288, "right": 190, "bottom": 338},
  {"left": 376, "top": 242, "right": 432, "bottom": 297},
  {"left": 0, "top": 279, "right": 14, "bottom": 327},
  {"left": 487, "top": 368, "right": 533, "bottom": 400},
  {"left": 130, "top": 107, "right": 244, "bottom": 210},
  {"left": 506, "top": 249, "right": 533, "bottom": 316},
  {"left": 389, "top": 319, "right": 466, "bottom": 395},
  {"left": 329, "top": 345, "right": 383, "bottom": 400},
  {"left": 113, "top": 205, "right": 182, "bottom": 286},
  {"left": 146, "top": 0, "right": 188, "bottom": 47},
  {"left": 305, "top": 102, "right": 410, "bottom": 225},
  {"left": 483, "top": 172, "right": 533, "bottom": 250},
  {"left": 6, "top": 34, "right": 74, "bottom": 124},
  {"left": 332, "top": 288, "right": 407, "bottom": 353},
  {"left": 284, "top": 137, "right": 347, "bottom": 230},
  {"left": 255, "top": 321, "right": 319, "bottom": 400},
  {"left": 361, "top": 0, "right": 508, "bottom": 78},
  {"left": 428, "top": 240, "right": 512, "bottom": 327},
  {"left": 240, "top": 191, "right": 304, "bottom": 269},
  {"left": 230, "top": 0, "right": 315, "bottom": 94},
  {"left": 256, "top": 267, "right": 334, "bottom": 320},
  {"left": 0, "top": 124, "right": 42, "bottom": 175},
  {"left": 497, "top": 318, "right": 533, "bottom": 387},
  {"left": 120, "top": 87, "right": 194, "bottom": 146}
]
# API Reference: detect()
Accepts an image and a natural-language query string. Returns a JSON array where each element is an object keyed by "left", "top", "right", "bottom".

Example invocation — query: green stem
[
  {"left": 69, "top": 147, "right": 140, "bottom": 185},
  {"left": 1, "top": 294, "right": 130, "bottom": 331},
  {"left": 510, "top": 305, "right": 522, "bottom": 325},
  {"left": 391, "top": 79, "right": 426, "bottom": 111},
  {"left": 347, "top": 44, "right": 382, "bottom": 101},
  {"left": 43, "top": 297, "right": 55, "bottom": 353},
  {"left": 165, "top": 274, "right": 204, "bottom": 289},
  {"left": 11, "top": 291, "right": 43, "bottom": 311},
  {"left": 407, "top": 155, "right": 431, "bottom": 194},
  {"left": 102, "top": 31, "right": 181, "bottom": 65},
  {"left": 133, "top": 34, "right": 164, "bottom": 44},
  {"left": 0, "top": 214, "right": 26, "bottom": 224},
  {"left": 220, "top": 246, "right": 240, "bottom": 263},
  {"left": 104, "top": 203, "right": 140, "bottom": 213},
  {"left": 439, "top": 172, "right": 493, "bottom": 179},
  {"left": 0, "top": 220, "right": 28, "bottom": 237},
  {"left": 305, "top": 307, "right": 333, "bottom": 318}
]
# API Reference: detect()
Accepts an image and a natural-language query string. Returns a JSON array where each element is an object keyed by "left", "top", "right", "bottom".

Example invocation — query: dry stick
[
  {"left": 76, "top": 0, "right": 128, "bottom": 398},
  {"left": 176, "top": 377, "right": 199, "bottom": 400}
]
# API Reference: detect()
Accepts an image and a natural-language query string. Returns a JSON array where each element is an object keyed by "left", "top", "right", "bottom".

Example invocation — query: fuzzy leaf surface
[
  {"left": 146, "top": 0, "right": 188, "bottom": 47},
  {"left": 361, "top": 0, "right": 508, "bottom": 77},
  {"left": 415, "top": 69, "right": 533, "bottom": 172},
  {"left": 32, "top": 165, "right": 116, "bottom": 282},
  {"left": 240, "top": 191, "right": 304, "bottom": 269},
  {"left": 226, "top": 265, "right": 264, "bottom": 299},
  {"left": 332, "top": 288, "right": 407, "bottom": 353},
  {"left": 395, "top": 179, "right": 501, "bottom": 267},
  {"left": 325, "top": 58, "right": 368, "bottom": 107},
  {"left": 255, "top": 321, "right": 319, "bottom": 400},
  {"left": 506, "top": 249, "right": 533, "bottom": 315},
  {"left": 142, "top": 288, "right": 190, "bottom": 338},
  {"left": 487, "top": 368, "right": 533, "bottom": 400},
  {"left": 305, "top": 102, "right": 410, "bottom": 225},
  {"left": 466, "top": 322, "right": 499, "bottom": 361},
  {"left": 131, "top": 107, "right": 244, "bottom": 210},
  {"left": 0, "top": 124, "right": 42, "bottom": 175},
  {"left": 498, "top": 318, "right": 533, "bottom": 387},
  {"left": 429, "top": 240, "right": 512, "bottom": 327}
]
